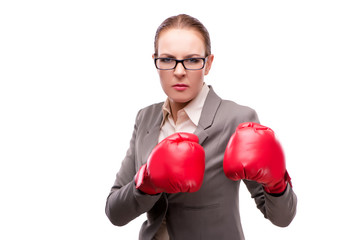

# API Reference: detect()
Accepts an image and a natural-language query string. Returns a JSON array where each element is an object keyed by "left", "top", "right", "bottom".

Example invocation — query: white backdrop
[{"left": 1, "top": 0, "right": 359, "bottom": 239}]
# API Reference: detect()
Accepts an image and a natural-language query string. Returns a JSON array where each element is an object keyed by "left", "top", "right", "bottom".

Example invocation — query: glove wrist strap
[{"left": 264, "top": 171, "right": 292, "bottom": 194}]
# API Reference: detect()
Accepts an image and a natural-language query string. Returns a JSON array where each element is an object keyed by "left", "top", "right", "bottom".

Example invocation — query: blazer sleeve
[
  {"left": 105, "top": 110, "right": 162, "bottom": 226},
  {"left": 242, "top": 107, "right": 297, "bottom": 227},
  {"left": 243, "top": 178, "right": 297, "bottom": 227}
]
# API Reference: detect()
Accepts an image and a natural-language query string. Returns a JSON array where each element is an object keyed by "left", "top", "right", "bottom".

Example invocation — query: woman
[{"left": 105, "top": 14, "right": 297, "bottom": 240}]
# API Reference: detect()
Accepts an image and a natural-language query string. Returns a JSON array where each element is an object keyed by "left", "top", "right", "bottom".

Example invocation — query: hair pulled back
[{"left": 154, "top": 14, "right": 211, "bottom": 57}]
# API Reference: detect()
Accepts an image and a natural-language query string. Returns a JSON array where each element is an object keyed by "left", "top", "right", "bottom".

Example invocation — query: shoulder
[
  {"left": 219, "top": 99, "right": 258, "bottom": 122},
  {"left": 204, "top": 86, "right": 260, "bottom": 128},
  {"left": 217, "top": 99, "right": 260, "bottom": 130},
  {"left": 206, "top": 85, "right": 258, "bottom": 121},
  {"left": 136, "top": 102, "right": 163, "bottom": 119},
  {"left": 208, "top": 86, "right": 259, "bottom": 123},
  {"left": 133, "top": 102, "right": 163, "bottom": 129},
  {"left": 203, "top": 91, "right": 260, "bottom": 146}
]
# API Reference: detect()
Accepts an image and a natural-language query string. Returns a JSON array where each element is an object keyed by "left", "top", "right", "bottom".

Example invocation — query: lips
[{"left": 172, "top": 84, "right": 189, "bottom": 91}]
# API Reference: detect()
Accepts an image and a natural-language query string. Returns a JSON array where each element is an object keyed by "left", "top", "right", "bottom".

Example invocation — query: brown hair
[{"left": 154, "top": 14, "right": 211, "bottom": 57}]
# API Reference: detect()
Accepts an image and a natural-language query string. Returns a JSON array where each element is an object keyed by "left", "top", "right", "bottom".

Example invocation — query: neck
[{"left": 169, "top": 100, "right": 189, "bottom": 123}]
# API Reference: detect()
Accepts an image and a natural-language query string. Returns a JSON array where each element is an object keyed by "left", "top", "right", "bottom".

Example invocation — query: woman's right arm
[{"left": 105, "top": 110, "right": 162, "bottom": 226}]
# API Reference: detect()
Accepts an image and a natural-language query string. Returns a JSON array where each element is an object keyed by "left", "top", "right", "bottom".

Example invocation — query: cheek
[
  {"left": 158, "top": 71, "right": 171, "bottom": 84},
  {"left": 189, "top": 71, "right": 205, "bottom": 84}
]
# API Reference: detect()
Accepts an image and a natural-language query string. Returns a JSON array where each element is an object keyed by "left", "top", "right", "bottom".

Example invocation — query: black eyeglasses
[{"left": 154, "top": 57, "right": 207, "bottom": 70}]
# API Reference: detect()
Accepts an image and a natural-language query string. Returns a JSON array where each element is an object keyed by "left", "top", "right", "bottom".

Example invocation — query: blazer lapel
[
  {"left": 194, "top": 86, "right": 222, "bottom": 145},
  {"left": 140, "top": 86, "right": 221, "bottom": 160}
]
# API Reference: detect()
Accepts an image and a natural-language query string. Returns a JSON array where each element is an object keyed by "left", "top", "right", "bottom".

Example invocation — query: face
[{"left": 153, "top": 28, "right": 214, "bottom": 109}]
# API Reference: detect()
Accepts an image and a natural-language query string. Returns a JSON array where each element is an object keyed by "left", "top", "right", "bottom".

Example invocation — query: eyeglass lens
[{"left": 156, "top": 58, "right": 204, "bottom": 70}]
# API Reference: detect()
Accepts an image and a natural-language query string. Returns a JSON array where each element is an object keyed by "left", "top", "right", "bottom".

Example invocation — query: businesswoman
[{"left": 105, "top": 14, "right": 297, "bottom": 240}]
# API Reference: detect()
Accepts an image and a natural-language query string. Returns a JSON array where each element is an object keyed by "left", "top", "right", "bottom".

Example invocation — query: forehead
[{"left": 157, "top": 28, "right": 206, "bottom": 57}]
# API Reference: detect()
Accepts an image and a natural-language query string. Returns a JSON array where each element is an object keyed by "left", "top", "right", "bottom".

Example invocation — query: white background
[{"left": 1, "top": 0, "right": 359, "bottom": 239}]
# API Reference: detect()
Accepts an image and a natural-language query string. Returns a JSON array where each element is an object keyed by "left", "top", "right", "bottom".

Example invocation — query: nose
[{"left": 174, "top": 61, "right": 186, "bottom": 77}]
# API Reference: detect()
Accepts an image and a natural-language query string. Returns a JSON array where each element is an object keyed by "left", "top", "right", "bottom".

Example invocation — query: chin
[
  {"left": 169, "top": 95, "right": 193, "bottom": 104},
  {"left": 171, "top": 97, "right": 190, "bottom": 103}
]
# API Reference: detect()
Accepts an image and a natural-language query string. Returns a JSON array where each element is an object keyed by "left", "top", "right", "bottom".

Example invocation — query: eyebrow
[
  {"left": 158, "top": 54, "right": 176, "bottom": 58},
  {"left": 158, "top": 53, "right": 203, "bottom": 58},
  {"left": 184, "top": 54, "right": 202, "bottom": 58}
]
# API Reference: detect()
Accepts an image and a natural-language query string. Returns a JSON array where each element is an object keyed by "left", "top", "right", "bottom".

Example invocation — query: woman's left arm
[
  {"left": 223, "top": 107, "right": 297, "bottom": 227},
  {"left": 243, "top": 180, "right": 297, "bottom": 227}
]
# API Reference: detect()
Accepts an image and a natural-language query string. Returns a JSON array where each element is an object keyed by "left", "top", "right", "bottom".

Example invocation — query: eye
[
  {"left": 187, "top": 58, "right": 201, "bottom": 63},
  {"left": 159, "top": 58, "right": 174, "bottom": 63}
]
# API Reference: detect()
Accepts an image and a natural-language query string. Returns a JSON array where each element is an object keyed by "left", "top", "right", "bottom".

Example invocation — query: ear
[
  {"left": 204, "top": 54, "right": 214, "bottom": 75},
  {"left": 152, "top": 54, "right": 155, "bottom": 60}
]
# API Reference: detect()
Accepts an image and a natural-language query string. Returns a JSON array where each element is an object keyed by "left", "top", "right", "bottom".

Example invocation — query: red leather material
[
  {"left": 135, "top": 132, "right": 205, "bottom": 194},
  {"left": 223, "top": 122, "right": 291, "bottom": 194}
]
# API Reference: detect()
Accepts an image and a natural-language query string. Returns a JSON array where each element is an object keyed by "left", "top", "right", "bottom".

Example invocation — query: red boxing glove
[
  {"left": 223, "top": 122, "right": 291, "bottom": 194},
  {"left": 135, "top": 132, "right": 205, "bottom": 195}
]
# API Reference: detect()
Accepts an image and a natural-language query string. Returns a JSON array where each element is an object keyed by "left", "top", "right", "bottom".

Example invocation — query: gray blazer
[{"left": 105, "top": 86, "right": 297, "bottom": 240}]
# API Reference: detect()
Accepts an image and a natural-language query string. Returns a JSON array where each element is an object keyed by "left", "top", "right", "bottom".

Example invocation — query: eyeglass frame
[{"left": 153, "top": 56, "right": 208, "bottom": 70}]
